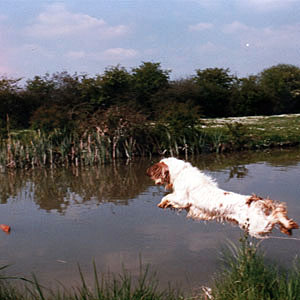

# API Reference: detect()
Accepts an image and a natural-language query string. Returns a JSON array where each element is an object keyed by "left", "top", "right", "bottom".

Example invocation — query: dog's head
[
  {"left": 147, "top": 157, "right": 188, "bottom": 188},
  {"left": 146, "top": 161, "right": 170, "bottom": 186}
]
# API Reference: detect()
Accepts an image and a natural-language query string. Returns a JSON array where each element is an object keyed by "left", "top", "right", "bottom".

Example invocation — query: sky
[{"left": 0, "top": 0, "right": 300, "bottom": 80}]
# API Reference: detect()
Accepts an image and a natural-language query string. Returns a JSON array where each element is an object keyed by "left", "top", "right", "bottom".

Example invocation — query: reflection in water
[
  {"left": 227, "top": 166, "right": 249, "bottom": 180},
  {"left": 192, "top": 148, "right": 300, "bottom": 170},
  {"left": 1, "top": 148, "right": 300, "bottom": 213},
  {"left": 0, "top": 160, "right": 151, "bottom": 213},
  {"left": 0, "top": 147, "right": 300, "bottom": 290}
]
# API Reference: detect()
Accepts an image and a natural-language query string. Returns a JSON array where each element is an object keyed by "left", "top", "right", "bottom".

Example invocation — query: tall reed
[
  {"left": 0, "top": 263, "right": 181, "bottom": 300},
  {"left": 211, "top": 235, "right": 300, "bottom": 300},
  {"left": 2, "top": 115, "right": 298, "bottom": 170},
  {"left": 0, "top": 126, "right": 214, "bottom": 169}
]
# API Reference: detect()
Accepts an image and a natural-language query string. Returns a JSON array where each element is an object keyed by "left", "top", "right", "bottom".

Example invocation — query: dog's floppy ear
[
  {"left": 146, "top": 162, "right": 170, "bottom": 184},
  {"left": 160, "top": 162, "right": 169, "bottom": 177},
  {"left": 158, "top": 162, "right": 170, "bottom": 185}
]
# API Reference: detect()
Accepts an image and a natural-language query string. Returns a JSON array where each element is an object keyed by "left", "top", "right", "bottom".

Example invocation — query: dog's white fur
[{"left": 147, "top": 157, "right": 298, "bottom": 238}]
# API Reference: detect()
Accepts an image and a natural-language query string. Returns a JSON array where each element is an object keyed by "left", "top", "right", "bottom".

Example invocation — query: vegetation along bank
[{"left": 1, "top": 62, "right": 300, "bottom": 168}]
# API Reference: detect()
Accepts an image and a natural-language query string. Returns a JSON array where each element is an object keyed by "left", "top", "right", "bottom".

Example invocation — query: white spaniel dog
[{"left": 147, "top": 157, "right": 298, "bottom": 238}]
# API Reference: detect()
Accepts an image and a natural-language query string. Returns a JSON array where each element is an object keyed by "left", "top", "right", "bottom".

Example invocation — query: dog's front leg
[
  {"left": 158, "top": 196, "right": 173, "bottom": 208},
  {"left": 158, "top": 192, "right": 190, "bottom": 209}
]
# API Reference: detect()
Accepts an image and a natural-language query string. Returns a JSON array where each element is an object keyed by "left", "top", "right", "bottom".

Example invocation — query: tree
[
  {"left": 258, "top": 64, "right": 300, "bottom": 114},
  {"left": 23, "top": 74, "right": 56, "bottom": 123},
  {"left": 27, "top": 72, "right": 96, "bottom": 131},
  {"left": 0, "top": 77, "right": 27, "bottom": 130},
  {"left": 228, "top": 76, "right": 271, "bottom": 116},
  {"left": 25, "top": 74, "right": 55, "bottom": 104},
  {"left": 78, "top": 74, "right": 103, "bottom": 110},
  {"left": 193, "top": 68, "right": 237, "bottom": 117},
  {"left": 152, "top": 77, "right": 202, "bottom": 120},
  {"left": 99, "top": 65, "right": 132, "bottom": 108},
  {"left": 131, "top": 62, "right": 170, "bottom": 114}
]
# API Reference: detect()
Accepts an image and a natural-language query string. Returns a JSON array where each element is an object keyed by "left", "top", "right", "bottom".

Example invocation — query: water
[{"left": 0, "top": 148, "right": 300, "bottom": 291}]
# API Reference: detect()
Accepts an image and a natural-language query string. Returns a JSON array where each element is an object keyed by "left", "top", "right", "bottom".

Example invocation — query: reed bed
[
  {"left": 0, "top": 129, "right": 126, "bottom": 169},
  {"left": 0, "top": 127, "right": 209, "bottom": 170},
  {"left": 1, "top": 113, "right": 300, "bottom": 170}
]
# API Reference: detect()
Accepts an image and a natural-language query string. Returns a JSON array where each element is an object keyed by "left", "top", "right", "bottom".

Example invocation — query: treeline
[
  {"left": 1, "top": 62, "right": 300, "bottom": 134},
  {"left": 1, "top": 62, "right": 300, "bottom": 167}
]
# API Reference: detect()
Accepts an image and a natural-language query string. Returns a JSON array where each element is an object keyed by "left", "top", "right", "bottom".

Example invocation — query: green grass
[{"left": 201, "top": 113, "right": 300, "bottom": 149}]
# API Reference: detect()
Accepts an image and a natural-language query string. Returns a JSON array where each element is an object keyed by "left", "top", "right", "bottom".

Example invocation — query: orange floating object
[{"left": 0, "top": 224, "right": 11, "bottom": 233}]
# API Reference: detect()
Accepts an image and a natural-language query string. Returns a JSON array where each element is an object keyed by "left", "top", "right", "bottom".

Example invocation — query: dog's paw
[{"left": 158, "top": 199, "right": 172, "bottom": 209}]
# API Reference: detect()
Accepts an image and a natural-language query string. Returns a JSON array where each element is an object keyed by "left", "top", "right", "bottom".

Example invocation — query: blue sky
[{"left": 1, "top": 0, "right": 300, "bottom": 80}]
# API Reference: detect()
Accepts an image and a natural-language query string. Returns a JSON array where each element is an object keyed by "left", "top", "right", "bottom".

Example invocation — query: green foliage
[
  {"left": 30, "top": 105, "right": 72, "bottom": 132},
  {"left": 152, "top": 78, "right": 202, "bottom": 118},
  {"left": 0, "top": 76, "right": 29, "bottom": 129},
  {"left": 131, "top": 61, "right": 170, "bottom": 113},
  {"left": 259, "top": 64, "right": 300, "bottom": 114},
  {"left": 228, "top": 76, "right": 271, "bottom": 116},
  {"left": 226, "top": 122, "right": 252, "bottom": 150},
  {"left": 211, "top": 236, "right": 300, "bottom": 300},
  {"left": 159, "top": 102, "right": 201, "bottom": 132},
  {"left": 1, "top": 62, "right": 300, "bottom": 140},
  {"left": 193, "top": 68, "right": 238, "bottom": 117},
  {"left": 99, "top": 65, "right": 132, "bottom": 107}
]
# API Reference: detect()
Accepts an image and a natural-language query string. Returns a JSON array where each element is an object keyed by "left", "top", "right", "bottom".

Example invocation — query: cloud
[
  {"left": 0, "top": 63, "right": 13, "bottom": 76},
  {"left": 0, "top": 22, "right": 16, "bottom": 76},
  {"left": 189, "top": 22, "right": 214, "bottom": 31},
  {"left": 222, "top": 21, "right": 250, "bottom": 34},
  {"left": 184, "top": 0, "right": 219, "bottom": 8},
  {"left": 186, "top": 0, "right": 297, "bottom": 11},
  {"left": 66, "top": 48, "right": 138, "bottom": 61},
  {"left": 237, "top": 0, "right": 297, "bottom": 10},
  {"left": 219, "top": 21, "right": 300, "bottom": 75},
  {"left": 0, "top": 14, "right": 8, "bottom": 22},
  {"left": 258, "top": 24, "right": 300, "bottom": 50},
  {"left": 102, "top": 48, "right": 138, "bottom": 59},
  {"left": 223, "top": 21, "right": 300, "bottom": 51},
  {"left": 196, "top": 41, "right": 219, "bottom": 53},
  {"left": 19, "top": 43, "right": 55, "bottom": 58},
  {"left": 25, "top": 3, "right": 129, "bottom": 39},
  {"left": 66, "top": 50, "right": 86, "bottom": 60}
]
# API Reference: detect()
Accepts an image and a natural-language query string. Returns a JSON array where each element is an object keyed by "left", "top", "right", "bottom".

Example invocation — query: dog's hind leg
[{"left": 272, "top": 203, "right": 299, "bottom": 235}]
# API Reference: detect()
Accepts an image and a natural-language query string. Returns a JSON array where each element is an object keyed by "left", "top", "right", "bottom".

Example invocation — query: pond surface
[{"left": 0, "top": 148, "right": 300, "bottom": 291}]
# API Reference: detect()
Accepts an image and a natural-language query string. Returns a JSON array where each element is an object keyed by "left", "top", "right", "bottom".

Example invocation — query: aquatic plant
[
  {"left": 210, "top": 235, "right": 300, "bottom": 300},
  {"left": 0, "top": 263, "right": 181, "bottom": 300}
]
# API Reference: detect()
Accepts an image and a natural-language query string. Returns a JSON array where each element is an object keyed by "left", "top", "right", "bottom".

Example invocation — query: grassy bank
[
  {"left": 1, "top": 114, "right": 300, "bottom": 169},
  {"left": 1, "top": 237, "right": 300, "bottom": 299},
  {"left": 201, "top": 113, "right": 300, "bottom": 151}
]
